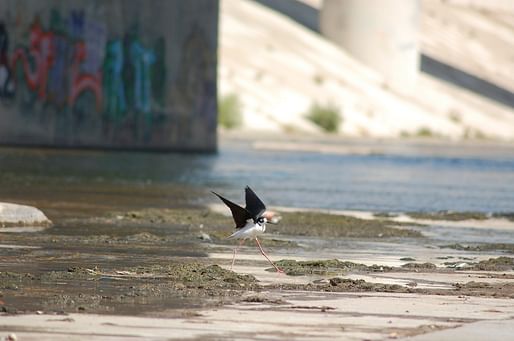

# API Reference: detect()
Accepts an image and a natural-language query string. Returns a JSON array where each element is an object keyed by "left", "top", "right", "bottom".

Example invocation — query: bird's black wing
[
  {"left": 212, "top": 191, "right": 251, "bottom": 229},
  {"left": 244, "top": 186, "right": 266, "bottom": 221}
]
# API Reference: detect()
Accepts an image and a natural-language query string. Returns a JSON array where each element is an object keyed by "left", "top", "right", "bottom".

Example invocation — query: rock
[
  {"left": 198, "top": 233, "right": 212, "bottom": 242},
  {"left": 0, "top": 202, "right": 52, "bottom": 227}
]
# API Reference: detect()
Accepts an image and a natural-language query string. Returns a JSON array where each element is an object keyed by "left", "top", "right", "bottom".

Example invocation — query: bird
[{"left": 212, "top": 186, "right": 283, "bottom": 273}]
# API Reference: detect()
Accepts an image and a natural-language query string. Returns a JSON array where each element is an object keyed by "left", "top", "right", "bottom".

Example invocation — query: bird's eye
[{"left": 258, "top": 217, "right": 264, "bottom": 223}]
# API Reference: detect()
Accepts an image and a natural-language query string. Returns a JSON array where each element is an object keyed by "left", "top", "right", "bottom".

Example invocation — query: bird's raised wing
[
  {"left": 244, "top": 186, "right": 266, "bottom": 221},
  {"left": 212, "top": 191, "right": 251, "bottom": 228}
]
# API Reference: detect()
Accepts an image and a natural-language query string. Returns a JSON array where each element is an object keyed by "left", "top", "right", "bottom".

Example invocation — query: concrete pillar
[
  {"left": 320, "top": 0, "right": 420, "bottom": 93},
  {"left": 0, "top": 0, "right": 219, "bottom": 152}
]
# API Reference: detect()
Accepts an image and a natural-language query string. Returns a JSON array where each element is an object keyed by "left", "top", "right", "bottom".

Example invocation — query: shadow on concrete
[
  {"left": 253, "top": 0, "right": 319, "bottom": 32},
  {"left": 252, "top": 0, "right": 514, "bottom": 109},
  {"left": 420, "top": 55, "right": 514, "bottom": 109}
]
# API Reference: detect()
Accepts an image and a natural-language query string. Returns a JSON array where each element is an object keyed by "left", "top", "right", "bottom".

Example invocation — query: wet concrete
[
  {"left": 2, "top": 205, "right": 513, "bottom": 317},
  {"left": 0, "top": 204, "right": 427, "bottom": 315}
]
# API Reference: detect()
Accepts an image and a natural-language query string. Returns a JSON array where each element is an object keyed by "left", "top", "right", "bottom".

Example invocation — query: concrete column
[{"left": 320, "top": 0, "right": 420, "bottom": 93}]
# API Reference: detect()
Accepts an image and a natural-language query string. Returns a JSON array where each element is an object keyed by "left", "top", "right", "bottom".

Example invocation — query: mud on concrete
[
  {"left": 407, "top": 211, "right": 489, "bottom": 221},
  {"left": 275, "top": 211, "right": 423, "bottom": 238},
  {"left": 266, "top": 259, "right": 446, "bottom": 276},
  {"left": 0, "top": 263, "right": 258, "bottom": 315},
  {"left": 1, "top": 253, "right": 513, "bottom": 315},
  {"left": 269, "top": 257, "right": 514, "bottom": 276},
  {"left": 263, "top": 257, "right": 514, "bottom": 299},
  {"left": 442, "top": 243, "right": 514, "bottom": 254},
  {"left": 270, "top": 277, "right": 514, "bottom": 299},
  {"left": 1, "top": 205, "right": 513, "bottom": 316},
  {"left": 118, "top": 208, "right": 425, "bottom": 239},
  {"left": 266, "top": 259, "right": 394, "bottom": 276}
]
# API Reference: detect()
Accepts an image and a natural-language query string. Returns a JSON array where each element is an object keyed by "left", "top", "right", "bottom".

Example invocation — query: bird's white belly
[{"left": 228, "top": 221, "right": 265, "bottom": 240}]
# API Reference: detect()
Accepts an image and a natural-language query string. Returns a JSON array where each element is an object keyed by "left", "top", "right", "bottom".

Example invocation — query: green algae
[
  {"left": 452, "top": 281, "right": 514, "bottom": 298},
  {"left": 275, "top": 211, "right": 423, "bottom": 238},
  {"left": 471, "top": 257, "right": 514, "bottom": 271},
  {"left": 121, "top": 208, "right": 230, "bottom": 227},
  {"left": 271, "top": 277, "right": 408, "bottom": 293},
  {"left": 373, "top": 212, "right": 399, "bottom": 218},
  {"left": 492, "top": 213, "right": 514, "bottom": 222},
  {"left": 0, "top": 263, "right": 258, "bottom": 314},
  {"left": 108, "top": 208, "right": 424, "bottom": 240},
  {"left": 267, "top": 259, "right": 393, "bottom": 276},
  {"left": 441, "top": 243, "right": 514, "bottom": 254},
  {"left": 408, "top": 211, "right": 488, "bottom": 221},
  {"left": 327, "top": 278, "right": 405, "bottom": 292},
  {"left": 3, "top": 203, "right": 513, "bottom": 316},
  {"left": 442, "top": 257, "right": 514, "bottom": 271},
  {"left": 272, "top": 277, "right": 514, "bottom": 298},
  {"left": 401, "top": 262, "right": 437, "bottom": 270}
]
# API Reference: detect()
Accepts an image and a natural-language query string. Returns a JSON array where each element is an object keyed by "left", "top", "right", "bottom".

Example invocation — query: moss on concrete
[
  {"left": 267, "top": 259, "right": 393, "bottom": 276},
  {"left": 441, "top": 243, "right": 514, "bottom": 254},
  {"left": 0, "top": 263, "right": 258, "bottom": 314},
  {"left": 401, "top": 262, "right": 437, "bottom": 270},
  {"left": 276, "top": 211, "right": 423, "bottom": 238},
  {"left": 471, "top": 257, "right": 514, "bottom": 271},
  {"left": 408, "top": 211, "right": 488, "bottom": 221}
]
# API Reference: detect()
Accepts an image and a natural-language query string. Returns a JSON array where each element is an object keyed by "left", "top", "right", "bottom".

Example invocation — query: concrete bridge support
[
  {"left": 0, "top": 0, "right": 218, "bottom": 152},
  {"left": 320, "top": 0, "right": 420, "bottom": 93}
]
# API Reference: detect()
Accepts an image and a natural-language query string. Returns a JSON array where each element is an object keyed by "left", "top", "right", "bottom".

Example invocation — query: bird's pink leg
[
  {"left": 231, "top": 239, "right": 245, "bottom": 270},
  {"left": 255, "top": 237, "right": 284, "bottom": 273}
]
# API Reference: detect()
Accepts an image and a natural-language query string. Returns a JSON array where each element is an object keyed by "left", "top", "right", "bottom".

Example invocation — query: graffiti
[
  {"left": 151, "top": 37, "right": 166, "bottom": 107},
  {"left": 130, "top": 40, "right": 155, "bottom": 115},
  {"left": 11, "top": 18, "right": 55, "bottom": 101},
  {"left": 175, "top": 25, "right": 216, "bottom": 128},
  {"left": 103, "top": 39, "right": 126, "bottom": 121},
  {"left": 82, "top": 15, "right": 106, "bottom": 74},
  {"left": 69, "top": 41, "right": 102, "bottom": 111},
  {"left": 0, "top": 22, "right": 14, "bottom": 97},
  {"left": 2, "top": 9, "right": 166, "bottom": 139},
  {"left": 46, "top": 34, "right": 69, "bottom": 106},
  {"left": 68, "top": 10, "right": 84, "bottom": 39},
  {"left": 0, "top": 2, "right": 219, "bottom": 150}
]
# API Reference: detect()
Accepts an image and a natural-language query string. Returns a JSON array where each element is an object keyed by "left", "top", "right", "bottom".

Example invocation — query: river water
[{"left": 1, "top": 137, "right": 514, "bottom": 214}]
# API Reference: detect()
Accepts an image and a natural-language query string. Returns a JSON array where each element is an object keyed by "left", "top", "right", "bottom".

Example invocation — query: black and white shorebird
[{"left": 212, "top": 186, "right": 283, "bottom": 273}]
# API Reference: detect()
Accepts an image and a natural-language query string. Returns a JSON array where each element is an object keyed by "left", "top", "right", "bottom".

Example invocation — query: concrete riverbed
[{"left": 1, "top": 204, "right": 513, "bottom": 340}]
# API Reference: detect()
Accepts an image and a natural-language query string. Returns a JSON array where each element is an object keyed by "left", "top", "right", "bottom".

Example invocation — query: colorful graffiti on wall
[
  {"left": 0, "top": 10, "right": 167, "bottom": 143},
  {"left": 0, "top": 22, "right": 14, "bottom": 97}
]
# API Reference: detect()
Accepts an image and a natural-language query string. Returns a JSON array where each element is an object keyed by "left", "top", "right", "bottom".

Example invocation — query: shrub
[
  {"left": 305, "top": 102, "right": 341, "bottom": 133},
  {"left": 416, "top": 127, "right": 433, "bottom": 137},
  {"left": 218, "top": 93, "right": 243, "bottom": 129}
]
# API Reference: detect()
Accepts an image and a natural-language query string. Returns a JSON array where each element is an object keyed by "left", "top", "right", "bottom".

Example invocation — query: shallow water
[
  {"left": 207, "top": 138, "right": 514, "bottom": 213},
  {"left": 1, "top": 137, "right": 514, "bottom": 213}
]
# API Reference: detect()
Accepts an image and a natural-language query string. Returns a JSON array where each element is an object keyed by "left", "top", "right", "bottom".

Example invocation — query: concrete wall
[
  {"left": 0, "top": 0, "right": 218, "bottom": 152},
  {"left": 321, "top": 0, "right": 420, "bottom": 93}
]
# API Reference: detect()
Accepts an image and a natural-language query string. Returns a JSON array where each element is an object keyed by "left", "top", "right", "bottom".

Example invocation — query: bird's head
[
  {"left": 261, "top": 210, "right": 281, "bottom": 225},
  {"left": 257, "top": 216, "right": 267, "bottom": 225}
]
